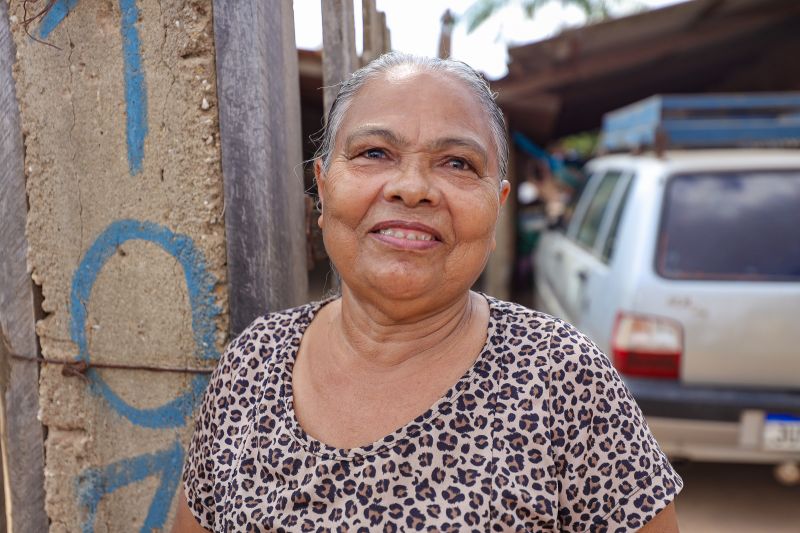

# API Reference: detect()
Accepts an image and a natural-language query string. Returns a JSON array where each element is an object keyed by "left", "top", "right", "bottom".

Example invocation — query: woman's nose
[{"left": 382, "top": 160, "right": 441, "bottom": 207}]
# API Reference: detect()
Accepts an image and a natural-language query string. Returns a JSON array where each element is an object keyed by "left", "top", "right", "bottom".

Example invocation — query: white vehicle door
[
  {"left": 577, "top": 171, "right": 634, "bottom": 343},
  {"left": 547, "top": 170, "right": 627, "bottom": 326},
  {"left": 535, "top": 171, "right": 602, "bottom": 322}
]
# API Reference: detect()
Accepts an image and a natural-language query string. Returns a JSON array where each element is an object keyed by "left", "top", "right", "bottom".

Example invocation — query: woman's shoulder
[
  {"left": 236, "top": 298, "right": 334, "bottom": 347},
  {"left": 486, "top": 295, "right": 554, "bottom": 332},
  {"left": 212, "top": 299, "right": 329, "bottom": 379},
  {"left": 486, "top": 295, "right": 612, "bottom": 371},
  {"left": 487, "top": 296, "right": 587, "bottom": 341}
]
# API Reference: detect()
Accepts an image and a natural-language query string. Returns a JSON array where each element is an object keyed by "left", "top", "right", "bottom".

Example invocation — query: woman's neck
[{"left": 327, "top": 287, "right": 482, "bottom": 372}]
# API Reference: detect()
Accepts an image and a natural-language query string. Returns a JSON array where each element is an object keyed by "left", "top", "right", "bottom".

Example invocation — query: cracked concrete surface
[{"left": 10, "top": 1, "right": 228, "bottom": 530}]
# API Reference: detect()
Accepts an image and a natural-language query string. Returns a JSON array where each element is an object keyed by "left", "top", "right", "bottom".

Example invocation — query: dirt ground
[{"left": 673, "top": 461, "right": 800, "bottom": 532}]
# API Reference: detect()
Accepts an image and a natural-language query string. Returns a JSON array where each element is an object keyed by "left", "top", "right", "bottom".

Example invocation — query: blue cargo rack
[{"left": 601, "top": 93, "right": 800, "bottom": 152}]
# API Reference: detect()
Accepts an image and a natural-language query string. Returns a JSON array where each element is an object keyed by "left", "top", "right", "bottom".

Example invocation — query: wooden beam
[
  {"left": 321, "top": 0, "right": 358, "bottom": 119},
  {"left": 213, "top": 0, "right": 308, "bottom": 335},
  {"left": 0, "top": 1, "right": 48, "bottom": 531}
]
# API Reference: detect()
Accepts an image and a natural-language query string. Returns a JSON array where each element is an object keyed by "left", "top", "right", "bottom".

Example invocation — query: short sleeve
[
  {"left": 182, "top": 337, "right": 239, "bottom": 530},
  {"left": 546, "top": 319, "right": 683, "bottom": 532}
]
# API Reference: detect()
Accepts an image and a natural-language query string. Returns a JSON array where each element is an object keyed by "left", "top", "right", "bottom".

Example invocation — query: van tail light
[{"left": 611, "top": 312, "right": 683, "bottom": 379}]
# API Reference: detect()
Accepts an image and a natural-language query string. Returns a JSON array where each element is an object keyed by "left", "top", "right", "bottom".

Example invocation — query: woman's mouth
[
  {"left": 369, "top": 221, "right": 442, "bottom": 249},
  {"left": 375, "top": 228, "right": 435, "bottom": 241}
]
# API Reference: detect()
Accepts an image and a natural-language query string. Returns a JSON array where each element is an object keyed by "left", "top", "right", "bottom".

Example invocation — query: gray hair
[{"left": 315, "top": 52, "right": 509, "bottom": 181}]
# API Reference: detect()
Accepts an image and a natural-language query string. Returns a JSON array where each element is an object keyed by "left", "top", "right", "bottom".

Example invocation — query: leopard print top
[{"left": 183, "top": 296, "right": 682, "bottom": 532}]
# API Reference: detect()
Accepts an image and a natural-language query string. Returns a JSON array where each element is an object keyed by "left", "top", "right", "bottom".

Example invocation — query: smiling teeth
[{"left": 378, "top": 228, "right": 433, "bottom": 241}]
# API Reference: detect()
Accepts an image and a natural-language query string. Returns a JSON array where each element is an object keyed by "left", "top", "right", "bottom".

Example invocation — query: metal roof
[{"left": 494, "top": 0, "right": 800, "bottom": 144}]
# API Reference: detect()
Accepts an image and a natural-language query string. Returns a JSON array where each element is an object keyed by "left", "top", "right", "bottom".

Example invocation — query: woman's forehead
[
  {"left": 345, "top": 69, "right": 480, "bottom": 118},
  {"left": 336, "top": 69, "right": 496, "bottom": 151}
]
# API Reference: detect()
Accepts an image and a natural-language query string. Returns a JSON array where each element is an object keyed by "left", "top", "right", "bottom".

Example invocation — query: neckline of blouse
[{"left": 276, "top": 292, "right": 502, "bottom": 461}]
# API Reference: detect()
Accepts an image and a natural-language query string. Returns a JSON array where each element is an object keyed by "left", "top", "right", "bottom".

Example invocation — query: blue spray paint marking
[
  {"left": 77, "top": 440, "right": 184, "bottom": 533},
  {"left": 39, "top": 0, "right": 148, "bottom": 176},
  {"left": 71, "top": 220, "right": 220, "bottom": 530},
  {"left": 70, "top": 219, "right": 221, "bottom": 428},
  {"left": 119, "top": 0, "right": 148, "bottom": 175},
  {"left": 37, "top": 0, "right": 79, "bottom": 38}
]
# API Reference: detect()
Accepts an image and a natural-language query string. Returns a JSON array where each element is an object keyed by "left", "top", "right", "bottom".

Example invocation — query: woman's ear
[
  {"left": 499, "top": 180, "right": 511, "bottom": 206},
  {"left": 314, "top": 159, "right": 325, "bottom": 228}
]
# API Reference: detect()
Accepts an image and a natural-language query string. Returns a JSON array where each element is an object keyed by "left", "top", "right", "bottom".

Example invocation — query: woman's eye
[
  {"left": 362, "top": 148, "right": 386, "bottom": 159},
  {"left": 446, "top": 158, "right": 473, "bottom": 172}
]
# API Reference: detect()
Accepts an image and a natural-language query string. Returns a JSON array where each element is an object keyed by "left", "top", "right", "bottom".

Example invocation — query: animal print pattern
[{"left": 183, "top": 296, "right": 682, "bottom": 531}]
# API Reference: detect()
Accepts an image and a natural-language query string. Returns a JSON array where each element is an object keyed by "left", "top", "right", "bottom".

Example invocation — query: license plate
[{"left": 763, "top": 413, "right": 800, "bottom": 452}]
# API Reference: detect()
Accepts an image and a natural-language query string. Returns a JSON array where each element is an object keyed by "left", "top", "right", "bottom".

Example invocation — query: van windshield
[{"left": 658, "top": 170, "right": 800, "bottom": 281}]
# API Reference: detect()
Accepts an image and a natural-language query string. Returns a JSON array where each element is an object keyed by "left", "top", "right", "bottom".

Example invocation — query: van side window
[
  {"left": 563, "top": 172, "right": 597, "bottom": 234},
  {"left": 601, "top": 176, "right": 633, "bottom": 263},
  {"left": 575, "top": 171, "right": 622, "bottom": 250}
]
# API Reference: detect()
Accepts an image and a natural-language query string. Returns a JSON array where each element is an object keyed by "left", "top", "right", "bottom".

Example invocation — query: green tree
[{"left": 464, "top": 0, "right": 627, "bottom": 33}]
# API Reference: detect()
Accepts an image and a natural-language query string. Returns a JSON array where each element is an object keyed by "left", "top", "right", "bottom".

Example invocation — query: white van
[{"left": 533, "top": 94, "right": 800, "bottom": 470}]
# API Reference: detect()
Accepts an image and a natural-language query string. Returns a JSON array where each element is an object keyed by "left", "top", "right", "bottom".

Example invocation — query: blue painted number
[
  {"left": 40, "top": 0, "right": 148, "bottom": 176},
  {"left": 69, "top": 220, "right": 221, "bottom": 531},
  {"left": 76, "top": 441, "right": 184, "bottom": 533},
  {"left": 70, "top": 219, "right": 221, "bottom": 428}
]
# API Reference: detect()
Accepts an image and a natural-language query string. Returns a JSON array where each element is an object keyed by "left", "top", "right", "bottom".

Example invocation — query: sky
[{"left": 294, "top": 0, "right": 687, "bottom": 80}]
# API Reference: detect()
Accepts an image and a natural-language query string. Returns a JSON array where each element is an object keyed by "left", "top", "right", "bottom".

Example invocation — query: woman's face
[{"left": 316, "top": 68, "right": 510, "bottom": 307}]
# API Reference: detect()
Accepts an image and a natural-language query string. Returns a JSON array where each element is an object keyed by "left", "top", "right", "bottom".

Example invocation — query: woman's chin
[{"left": 346, "top": 269, "right": 445, "bottom": 303}]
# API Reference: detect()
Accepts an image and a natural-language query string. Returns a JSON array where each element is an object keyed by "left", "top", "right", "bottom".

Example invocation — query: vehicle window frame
[
  {"left": 655, "top": 168, "right": 800, "bottom": 282},
  {"left": 595, "top": 172, "right": 634, "bottom": 264},
  {"left": 571, "top": 169, "right": 626, "bottom": 254}
]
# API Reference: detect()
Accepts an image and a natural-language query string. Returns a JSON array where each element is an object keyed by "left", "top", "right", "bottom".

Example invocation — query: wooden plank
[
  {"left": 0, "top": 1, "right": 48, "bottom": 531},
  {"left": 212, "top": 0, "right": 308, "bottom": 335},
  {"left": 321, "top": 0, "right": 358, "bottom": 119}
]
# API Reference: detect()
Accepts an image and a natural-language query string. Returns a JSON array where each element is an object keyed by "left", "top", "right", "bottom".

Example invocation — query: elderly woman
[{"left": 174, "top": 53, "right": 681, "bottom": 532}]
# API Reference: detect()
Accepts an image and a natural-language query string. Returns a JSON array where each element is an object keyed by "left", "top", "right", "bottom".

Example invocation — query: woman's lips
[{"left": 369, "top": 220, "right": 442, "bottom": 250}]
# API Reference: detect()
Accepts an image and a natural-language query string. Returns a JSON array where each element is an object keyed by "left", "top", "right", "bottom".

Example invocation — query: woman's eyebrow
[{"left": 344, "top": 127, "right": 410, "bottom": 151}]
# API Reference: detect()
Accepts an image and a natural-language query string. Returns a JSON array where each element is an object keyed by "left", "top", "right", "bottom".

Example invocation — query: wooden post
[
  {"left": 321, "top": 0, "right": 358, "bottom": 119},
  {"left": 438, "top": 9, "right": 455, "bottom": 59},
  {"left": 483, "top": 118, "right": 516, "bottom": 301},
  {"left": 212, "top": 0, "right": 308, "bottom": 335},
  {"left": 378, "top": 11, "right": 389, "bottom": 53},
  {"left": 383, "top": 16, "right": 392, "bottom": 53},
  {"left": 361, "top": 0, "right": 389, "bottom": 64},
  {"left": 0, "top": 1, "right": 48, "bottom": 531}
]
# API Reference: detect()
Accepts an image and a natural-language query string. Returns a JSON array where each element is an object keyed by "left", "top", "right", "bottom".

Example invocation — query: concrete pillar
[{"left": 9, "top": 1, "right": 227, "bottom": 531}]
